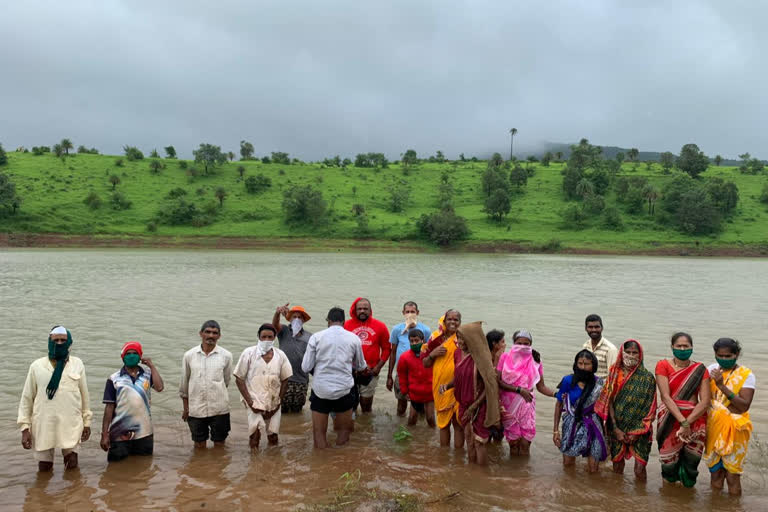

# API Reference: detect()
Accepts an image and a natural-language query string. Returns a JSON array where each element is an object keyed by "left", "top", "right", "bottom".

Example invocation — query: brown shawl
[{"left": 457, "top": 321, "right": 500, "bottom": 428}]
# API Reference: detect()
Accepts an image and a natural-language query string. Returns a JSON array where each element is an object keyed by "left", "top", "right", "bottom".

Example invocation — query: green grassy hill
[{"left": 1, "top": 151, "right": 767, "bottom": 253}]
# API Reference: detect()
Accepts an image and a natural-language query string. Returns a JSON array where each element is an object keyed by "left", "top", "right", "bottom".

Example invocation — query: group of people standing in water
[{"left": 17, "top": 300, "right": 755, "bottom": 497}]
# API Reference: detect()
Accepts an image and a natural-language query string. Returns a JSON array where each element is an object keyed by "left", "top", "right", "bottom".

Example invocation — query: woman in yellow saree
[
  {"left": 423, "top": 310, "right": 463, "bottom": 449},
  {"left": 705, "top": 338, "right": 755, "bottom": 496}
]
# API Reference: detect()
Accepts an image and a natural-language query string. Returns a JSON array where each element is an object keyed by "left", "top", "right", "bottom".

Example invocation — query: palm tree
[
  {"left": 643, "top": 184, "right": 658, "bottom": 215},
  {"left": 215, "top": 187, "right": 227, "bottom": 207},
  {"left": 575, "top": 178, "right": 594, "bottom": 199},
  {"left": 509, "top": 128, "right": 518, "bottom": 160},
  {"left": 714, "top": 155, "right": 723, "bottom": 166},
  {"left": 61, "top": 138, "right": 73, "bottom": 155},
  {"left": 109, "top": 174, "right": 121, "bottom": 190}
]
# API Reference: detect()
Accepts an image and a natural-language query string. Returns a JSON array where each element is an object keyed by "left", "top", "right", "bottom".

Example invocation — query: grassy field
[{"left": 1, "top": 151, "right": 767, "bottom": 253}]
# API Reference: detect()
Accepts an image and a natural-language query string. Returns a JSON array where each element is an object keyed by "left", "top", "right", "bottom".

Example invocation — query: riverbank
[{"left": 3, "top": 232, "right": 767, "bottom": 256}]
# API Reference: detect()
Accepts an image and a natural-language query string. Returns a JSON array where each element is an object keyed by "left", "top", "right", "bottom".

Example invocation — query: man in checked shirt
[{"left": 179, "top": 320, "right": 233, "bottom": 448}]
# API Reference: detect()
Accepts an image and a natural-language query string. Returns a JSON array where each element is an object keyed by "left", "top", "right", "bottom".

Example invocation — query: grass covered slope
[{"left": 0, "top": 151, "right": 766, "bottom": 252}]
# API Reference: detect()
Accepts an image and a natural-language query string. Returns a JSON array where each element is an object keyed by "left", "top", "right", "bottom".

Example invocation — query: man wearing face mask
[
  {"left": 272, "top": 304, "right": 313, "bottom": 413},
  {"left": 386, "top": 301, "right": 432, "bottom": 416},
  {"left": 18, "top": 326, "right": 93, "bottom": 472},
  {"left": 101, "top": 341, "right": 165, "bottom": 462},
  {"left": 234, "top": 324, "right": 293, "bottom": 449},
  {"left": 582, "top": 314, "right": 618, "bottom": 380},
  {"left": 344, "top": 298, "right": 390, "bottom": 413},
  {"left": 179, "top": 320, "right": 233, "bottom": 448}
]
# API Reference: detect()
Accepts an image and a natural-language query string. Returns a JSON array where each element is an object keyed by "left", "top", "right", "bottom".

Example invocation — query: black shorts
[
  {"left": 108, "top": 434, "right": 154, "bottom": 462},
  {"left": 309, "top": 390, "right": 355, "bottom": 414},
  {"left": 187, "top": 413, "right": 231, "bottom": 443},
  {"left": 410, "top": 401, "right": 426, "bottom": 414}
]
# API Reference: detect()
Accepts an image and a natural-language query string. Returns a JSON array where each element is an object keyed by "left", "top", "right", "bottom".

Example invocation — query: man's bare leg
[
  {"left": 312, "top": 412, "right": 329, "bottom": 449},
  {"left": 334, "top": 410, "right": 354, "bottom": 446}
]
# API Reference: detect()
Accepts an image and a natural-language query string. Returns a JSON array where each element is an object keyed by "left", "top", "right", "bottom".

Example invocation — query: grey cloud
[{"left": 1, "top": 0, "right": 765, "bottom": 160}]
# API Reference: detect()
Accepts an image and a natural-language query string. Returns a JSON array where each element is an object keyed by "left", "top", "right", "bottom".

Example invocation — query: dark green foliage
[
  {"left": 323, "top": 155, "right": 342, "bottom": 167},
  {"left": 166, "top": 187, "right": 187, "bottom": 199},
  {"left": 240, "top": 140, "right": 254, "bottom": 160},
  {"left": 575, "top": 178, "right": 594, "bottom": 199},
  {"left": 0, "top": 143, "right": 7, "bottom": 166},
  {"left": 83, "top": 191, "right": 102, "bottom": 210},
  {"left": 509, "top": 164, "right": 528, "bottom": 189},
  {"left": 484, "top": 187, "right": 511, "bottom": 221},
  {"left": 193, "top": 143, "right": 227, "bottom": 175},
  {"left": 562, "top": 166, "right": 583, "bottom": 200},
  {"left": 738, "top": 153, "right": 765, "bottom": 175},
  {"left": 589, "top": 167, "right": 610, "bottom": 196},
  {"left": 110, "top": 191, "right": 132, "bottom": 210},
  {"left": 155, "top": 198, "right": 215, "bottom": 227},
  {"left": 215, "top": 187, "right": 227, "bottom": 207},
  {"left": 584, "top": 194, "right": 605, "bottom": 214},
  {"left": 437, "top": 176, "right": 454, "bottom": 209},
  {"left": 237, "top": 165, "right": 246, "bottom": 179},
  {"left": 706, "top": 178, "right": 739, "bottom": 214},
  {"left": 354, "top": 153, "right": 389, "bottom": 168},
  {"left": 108, "top": 174, "right": 121, "bottom": 190},
  {"left": 271, "top": 152, "right": 291, "bottom": 165},
  {"left": 164, "top": 146, "right": 177, "bottom": 159},
  {"left": 676, "top": 188, "right": 721, "bottom": 234},
  {"left": 624, "top": 186, "right": 645, "bottom": 214},
  {"left": 627, "top": 148, "right": 639, "bottom": 162},
  {"left": 401, "top": 149, "right": 418, "bottom": 171},
  {"left": 560, "top": 204, "right": 587, "bottom": 229},
  {"left": 761, "top": 182, "right": 768, "bottom": 204},
  {"left": 123, "top": 145, "right": 144, "bottom": 161},
  {"left": 351, "top": 204, "right": 369, "bottom": 234},
  {"left": 433, "top": 150, "right": 445, "bottom": 163},
  {"left": 53, "top": 144, "right": 64, "bottom": 157},
  {"left": 60, "top": 139, "right": 73, "bottom": 155},
  {"left": 615, "top": 152, "right": 625, "bottom": 164},
  {"left": 387, "top": 181, "right": 410, "bottom": 212},
  {"left": 677, "top": 143, "right": 709, "bottom": 178},
  {"left": 602, "top": 207, "right": 624, "bottom": 230},
  {"left": 244, "top": 174, "right": 271, "bottom": 194},
  {"left": 115, "top": 158, "right": 124, "bottom": 167},
  {"left": 32, "top": 146, "right": 51, "bottom": 156},
  {"left": 150, "top": 149, "right": 159, "bottom": 158},
  {"left": 178, "top": 160, "right": 188, "bottom": 170},
  {"left": 660, "top": 151, "right": 675, "bottom": 172},
  {"left": 261, "top": 156, "right": 271, "bottom": 164},
  {"left": 342, "top": 158, "right": 352, "bottom": 167},
  {"left": 148, "top": 160, "right": 164, "bottom": 174},
  {"left": 714, "top": 155, "right": 723, "bottom": 166},
  {"left": 0, "top": 172, "right": 21, "bottom": 215},
  {"left": 660, "top": 173, "right": 695, "bottom": 214},
  {"left": 282, "top": 185, "right": 327, "bottom": 225},
  {"left": 562, "top": 139, "right": 604, "bottom": 199},
  {"left": 615, "top": 176, "right": 648, "bottom": 202},
  {"left": 541, "top": 152, "right": 553, "bottom": 166},
  {"left": 417, "top": 209, "right": 469, "bottom": 245}
]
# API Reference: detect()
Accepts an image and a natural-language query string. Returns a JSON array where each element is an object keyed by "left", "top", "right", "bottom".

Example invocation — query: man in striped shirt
[{"left": 582, "top": 314, "right": 618, "bottom": 380}]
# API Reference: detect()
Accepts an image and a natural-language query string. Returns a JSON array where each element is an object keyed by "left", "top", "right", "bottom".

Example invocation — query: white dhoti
[{"left": 246, "top": 407, "right": 282, "bottom": 437}]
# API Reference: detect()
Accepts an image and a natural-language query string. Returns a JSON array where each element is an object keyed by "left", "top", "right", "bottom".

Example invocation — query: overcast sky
[{"left": 1, "top": 1, "right": 764, "bottom": 159}]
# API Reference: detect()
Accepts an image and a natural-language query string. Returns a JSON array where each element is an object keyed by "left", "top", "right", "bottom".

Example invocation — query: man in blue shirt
[{"left": 385, "top": 301, "right": 432, "bottom": 416}]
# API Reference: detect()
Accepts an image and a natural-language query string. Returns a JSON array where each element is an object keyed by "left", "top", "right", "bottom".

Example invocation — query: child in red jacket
[{"left": 397, "top": 329, "right": 435, "bottom": 427}]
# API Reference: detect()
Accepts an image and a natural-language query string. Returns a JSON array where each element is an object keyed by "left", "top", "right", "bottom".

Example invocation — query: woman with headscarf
[
  {"left": 655, "top": 332, "right": 710, "bottom": 488},
  {"left": 595, "top": 339, "right": 657, "bottom": 481},
  {"left": 553, "top": 349, "right": 607, "bottom": 473},
  {"left": 705, "top": 338, "right": 755, "bottom": 496},
  {"left": 422, "top": 310, "right": 463, "bottom": 449},
  {"left": 17, "top": 326, "right": 92, "bottom": 472},
  {"left": 497, "top": 329, "right": 555, "bottom": 456}
]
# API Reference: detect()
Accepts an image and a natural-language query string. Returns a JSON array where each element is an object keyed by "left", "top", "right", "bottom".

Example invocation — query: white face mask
[
  {"left": 257, "top": 340, "right": 274, "bottom": 354},
  {"left": 291, "top": 317, "right": 304, "bottom": 336}
]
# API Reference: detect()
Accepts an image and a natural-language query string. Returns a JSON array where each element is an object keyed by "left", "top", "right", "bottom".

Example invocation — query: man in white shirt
[
  {"left": 582, "top": 314, "right": 618, "bottom": 380},
  {"left": 234, "top": 324, "right": 293, "bottom": 449},
  {"left": 302, "top": 307, "right": 368, "bottom": 449},
  {"left": 18, "top": 326, "right": 92, "bottom": 472},
  {"left": 180, "top": 320, "right": 233, "bottom": 448}
]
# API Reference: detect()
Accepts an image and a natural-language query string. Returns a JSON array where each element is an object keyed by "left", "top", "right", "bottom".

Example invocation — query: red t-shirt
[
  {"left": 344, "top": 317, "right": 391, "bottom": 368},
  {"left": 397, "top": 349, "right": 433, "bottom": 403}
]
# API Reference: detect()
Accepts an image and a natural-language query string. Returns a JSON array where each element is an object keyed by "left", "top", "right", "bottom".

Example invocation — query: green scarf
[{"left": 46, "top": 329, "right": 72, "bottom": 399}]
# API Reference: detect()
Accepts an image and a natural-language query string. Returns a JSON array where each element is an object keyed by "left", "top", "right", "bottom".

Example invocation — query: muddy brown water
[{"left": 1, "top": 250, "right": 767, "bottom": 511}]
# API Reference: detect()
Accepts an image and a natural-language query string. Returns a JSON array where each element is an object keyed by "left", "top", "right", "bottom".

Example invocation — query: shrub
[
  {"left": 676, "top": 188, "right": 721, "bottom": 234},
  {"left": 760, "top": 182, "right": 768, "bottom": 204},
  {"left": 166, "top": 187, "right": 187, "bottom": 199},
  {"left": 387, "top": 182, "right": 410, "bottom": 212},
  {"left": 676, "top": 143, "right": 709, "bottom": 178},
  {"left": 148, "top": 160, "right": 164, "bottom": 174},
  {"left": 244, "top": 174, "right": 271, "bottom": 194},
  {"left": 602, "top": 207, "right": 624, "bottom": 230},
  {"left": 155, "top": 198, "right": 214, "bottom": 226},
  {"left": 108, "top": 174, "right": 121, "bottom": 190},
  {"left": 149, "top": 149, "right": 159, "bottom": 158},
  {"left": 178, "top": 160, "right": 188, "bottom": 170},
  {"left": 0, "top": 143, "right": 7, "bottom": 166},
  {"left": 123, "top": 145, "right": 144, "bottom": 161},
  {"left": 561, "top": 204, "right": 587, "bottom": 229},
  {"left": 114, "top": 158, "right": 124, "bottom": 167},
  {"left": 483, "top": 188, "right": 511, "bottom": 221},
  {"left": 624, "top": 186, "right": 645, "bottom": 214},
  {"left": 417, "top": 209, "right": 469, "bottom": 246},
  {"left": 110, "top": 192, "right": 132, "bottom": 210},
  {"left": 146, "top": 221, "right": 157, "bottom": 232},
  {"left": 164, "top": 146, "right": 177, "bottom": 159},
  {"left": 83, "top": 192, "right": 102, "bottom": 210},
  {"left": 584, "top": 194, "right": 605, "bottom": 214},
  {"left": 282, "top": 185, "right": 327, "bottom": 225}
]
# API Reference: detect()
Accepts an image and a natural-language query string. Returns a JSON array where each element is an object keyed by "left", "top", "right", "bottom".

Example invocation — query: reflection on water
[{"left": 1, "top": 250, "right": 767, "bottom": 510}]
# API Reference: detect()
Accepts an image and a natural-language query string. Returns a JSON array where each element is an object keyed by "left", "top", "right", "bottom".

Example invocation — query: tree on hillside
[
  {"left": 575, "top": 178, "right": 594, "bottom": 199},
  {"left": 244, "top": 174, "right": 271, "bottom": 194},
  {"left": 706, "top": 178, "right": 739, "bottom": 214},
  {"left": 401, "top": 149, "right": 418, "bottom": 173},
  {"left": 53, "top": 143, "right": 64, "bottom": 157},
  {"left": 541, "top": 151, "right": 553, "bottom": 166},
  {"left": 509, "top": 128, "right": 518, "bottom": 160},
  {"left": 123, "top": 145, "right": 144, "bottom": 161},
  {"left": 164, "top": 146, "right": 177, "bottom": 158},
  {"left": 489, "top": 152, "right": 505, "bottom": 170},
  {"left": 150, "top": 149, "right": 159, "bottom": 158},
  {"left": 61, "top": 139, "right": 73, "bottom": 155},
  {"left": 417, "top": 209, "right": 469, "bottom": 246},
  {"left": 714, "top": 154, "right": 723, "bottom": 166},
  {"left": 482, "top": 165, "right": 509, "bottom": 198},
  {"left": 149, "top": 160, "right": 164, "bottom": 174},
  {"left": 354, "top": 153, "right": 389, "bottom": 168},
  {"left": 237, "top": 165, "right": 246, "bottom": 179},
  {"left": 677, "top": 143, "right": 709, "bottom": 178},
  {"left": 215, "top": 187, "right": 227, "bottom": 207},
  {"left": 240, "top": 140, "right": 255, "bottom": 160},
  {"left": 562, "top": 138, "right": 603, "bottom": 199},
  {"left": 387, "top": 181, "right": 410, "bottom": 212},
  {"left": 227, "top": 151, "right": 235, "bottom": 162},
  {"left": 642, "top": 184, "right": 658, "bottom": 215},
  {"left": 510, "top": 164, "right": 528, "bottom": 189},
  {"left": 193, "top": 143, "right": 227, "bottom": 175},
  {"left": 660, "top": 151, "right": 675, "bottom": 172},
  {"left": 0, "top": 172, "right": 21, "bottom": 215},
  {"left": 434, "top": 150, "right": 446, "bottom": 163},
  {"left": 109, "top": 174, "right": 121, "bottom": 190},
  {"left": 615, "top": 152, "right": 625, "bottom": 164},
  {"left": 271, "top": 152, "right": 291, "bottom": 165},
  {"left": 483, "top": 188, "right": 511, "bottom": 221},
  {"left": 282, "top": 185, "right": 326, "bottom": 225},
  {"left": 556, "top": 151, "right": 563, "bottom": 162},
  {"left": 627, "top": 148, "right": 639, "bottom": 162},
  {"left": 0, "top": 143, "right": 7, "bottom": 166}
]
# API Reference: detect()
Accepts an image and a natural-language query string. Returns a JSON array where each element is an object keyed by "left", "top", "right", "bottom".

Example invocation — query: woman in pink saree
[{"left": 497, "top": 330, "right": 555, "bottom": 455}]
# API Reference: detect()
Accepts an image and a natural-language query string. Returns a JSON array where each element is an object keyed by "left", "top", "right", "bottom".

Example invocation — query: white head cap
[{"left": 50, "top": 326, "right": 68, "bottom": 336}]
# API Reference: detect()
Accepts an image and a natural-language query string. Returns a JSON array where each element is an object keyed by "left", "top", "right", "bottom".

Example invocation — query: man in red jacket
[
  {"left": 344, "top": 298, "right": 390, "bottom": 413},
  {"left": 397, "top": 329, "right": 435, "bottom": 427}
]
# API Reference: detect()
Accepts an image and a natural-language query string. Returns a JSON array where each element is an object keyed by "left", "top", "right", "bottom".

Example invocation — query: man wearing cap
[
  {"left": 18, "top": 326, "right": 92, "bottom": 472},
  {"left": 179, "top": 320, "right": 233, "bottom": 448},
  {"left": 344, "top": 298, "right": 390, "bottom": 413},
  {"left": 100, "top": 341, "right": 165, "bottom": 462},
  {"left": 386, "top": 301, "right": 432, "bottom": 416},
  {"left": 234, "top": 324, "right": 293, "bottom": 449},
  {"left": 272, "top": 303, "right": 313, "bottom": 413}
]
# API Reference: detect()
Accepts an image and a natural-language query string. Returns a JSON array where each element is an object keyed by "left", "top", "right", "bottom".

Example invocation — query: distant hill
[{"left": 530, "top": 142, "right": 743, "bottom": 166}]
